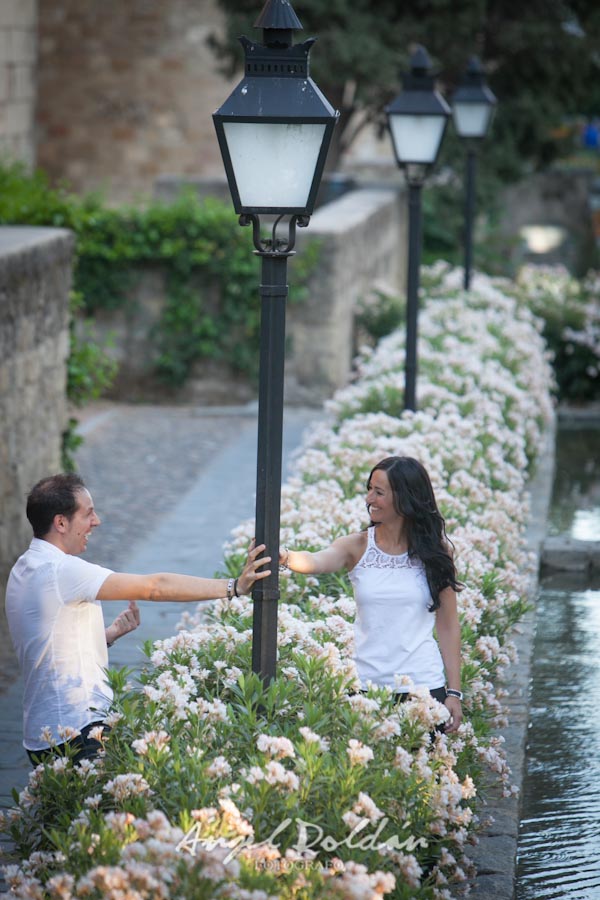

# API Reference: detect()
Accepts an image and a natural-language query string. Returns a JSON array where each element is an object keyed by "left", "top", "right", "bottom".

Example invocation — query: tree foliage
[{"left": 211, "top": 0, "right": 600, "bottom": 178}]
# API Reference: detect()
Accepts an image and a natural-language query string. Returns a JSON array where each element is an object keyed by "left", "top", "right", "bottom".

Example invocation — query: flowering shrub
[
  {"left": 516, "top": 263, "right": 600, "bottom": 401},
  {"left": 0, "top": 265, "right": 554, "bottom": 899}
]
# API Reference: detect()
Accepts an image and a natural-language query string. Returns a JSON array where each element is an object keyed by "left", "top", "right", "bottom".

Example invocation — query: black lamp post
[
  {"left": 213, "top": 0, "right": 338, "bottom": 683},
  {"left": 451, "top": 56, "right": 497, "bottom": 290},
  {"left": 385, "top": 46, "right": 450, "bottom": 412}
]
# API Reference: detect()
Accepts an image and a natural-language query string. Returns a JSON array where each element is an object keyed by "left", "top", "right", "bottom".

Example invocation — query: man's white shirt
[{"left": 5, "top": 538, "right": 114, "bottom": 750}]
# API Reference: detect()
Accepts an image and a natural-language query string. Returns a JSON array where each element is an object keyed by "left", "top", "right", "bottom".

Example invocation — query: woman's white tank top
[{"left": 348, "top": 527, "right": 445, "bottom": 691}]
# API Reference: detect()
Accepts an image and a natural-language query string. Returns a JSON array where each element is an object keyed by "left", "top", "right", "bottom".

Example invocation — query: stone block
[
  {"left": 541, "top": 534, "right": 600, "bottom": 573},
  {"left": 481, "top": 805, "right": 519, "bottom": 839},
  {"left": 470, "top": 833, "right": 516, "bottom": 876},
  {"left": 4, "top": 99, "right": 31, "bottom": 133},
  {"left": 154, "top": 175, "right": 230, "bottom": 205},
  {"left": 469, "top": 872, "right": 515, "bottom": 900},
  {"left": 0, "top": 130, "right": 34, "bottom": 166},
  {"left": 0, "top": 36, "right": 10, "bottom": 73},
  {"left": 0, "top": 361, "right": 9, "bottom": 394},
  {"left": 0, "top": 0, "right": 35, "bottom": 29},
  {"left": 0, "top": 1, "right": 18, "bottom": 28},
  {"left": 6, "top": 27, "right": 35, "bottom": 64},
  {"left": 14, "top": 63, "right": 35, "bottom": 101}
]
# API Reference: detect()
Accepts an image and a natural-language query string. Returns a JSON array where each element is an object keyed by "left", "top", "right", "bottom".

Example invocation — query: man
[{"left": 5, "top": 473, "right": 270, "bottom": 765}]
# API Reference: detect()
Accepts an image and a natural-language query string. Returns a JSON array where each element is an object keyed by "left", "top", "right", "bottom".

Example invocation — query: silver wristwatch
[{"left": 446, "top": 688, "right": 463, "bottom": 700}]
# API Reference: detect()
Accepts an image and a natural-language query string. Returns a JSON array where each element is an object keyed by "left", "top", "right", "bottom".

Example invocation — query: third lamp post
[
  {"left": 451, "top": 56, "right": 497, "bottom": 290},
  {"left": 385, "top": 45, "right": 450, "bottom": 412}
]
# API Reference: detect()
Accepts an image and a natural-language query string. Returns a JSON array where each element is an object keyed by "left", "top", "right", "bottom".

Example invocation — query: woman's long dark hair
[{"left": 367, "top": 456, "right": 461, "bottom": 611}]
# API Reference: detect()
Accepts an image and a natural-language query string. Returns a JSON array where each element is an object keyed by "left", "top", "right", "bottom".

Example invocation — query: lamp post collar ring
[
  {"left": 404, "top": 163, "right": 428, "bottom": 187},
  {"left": 240, "top": 212, "right": 309, "bottom": 255}
]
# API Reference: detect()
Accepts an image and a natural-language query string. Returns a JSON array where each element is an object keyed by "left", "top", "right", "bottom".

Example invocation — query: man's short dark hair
[{"left": 26, "top": 474, "right": 87, "bottom": 538}]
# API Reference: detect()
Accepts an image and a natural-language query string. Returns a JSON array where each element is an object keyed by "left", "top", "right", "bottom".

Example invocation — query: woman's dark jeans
[
  {"left": 391, "top": 686, "right": 449, "bottom": 736},
  {"left": 27, "top": 721, "right": 110, "bottom": 767},
  {"left": 395, "top": 686, "right": 447, "bottom": 704}
]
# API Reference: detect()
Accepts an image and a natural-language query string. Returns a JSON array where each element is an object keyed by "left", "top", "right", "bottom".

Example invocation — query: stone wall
[
  {"left": 36, "top": 0, "right": 238, "bottom": 200},
  {"left": 0, "top": 226, "right": 74, "bottom": 689},
  {"left": 289, "top": 187, "right": 405, "bottom": 401},
  {"left": 0, "top": 0, "right": 38, "bottom": 167},
  {"left": 82, "top": 187, "right": 406, "bottom": 404},
  {"left": 34, "top": 2, "right": 393, "bottom": 203}
]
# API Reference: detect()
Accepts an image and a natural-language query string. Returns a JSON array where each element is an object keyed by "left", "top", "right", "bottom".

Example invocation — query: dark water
[
  {"left": 548, "top": 427, "right": 600, "bottom": 541},
  {"left": 517, "top": 423, "right": 600, "bottom": 900},
  {"left": 517, "top": 574, "right": 600, "bottom": 899}
]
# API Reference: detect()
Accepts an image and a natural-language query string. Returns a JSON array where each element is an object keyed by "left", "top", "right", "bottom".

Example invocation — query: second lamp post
[
  {"left": 386, "top": 46, "right": 450, "bottom": 412},
  {"left": 452, "top": 56, "right": 497, "bottom": 290}
]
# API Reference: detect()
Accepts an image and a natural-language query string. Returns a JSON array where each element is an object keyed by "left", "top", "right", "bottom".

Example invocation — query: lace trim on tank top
[{"left": 358, "top": 528, "right": 423, "bottom": 570}]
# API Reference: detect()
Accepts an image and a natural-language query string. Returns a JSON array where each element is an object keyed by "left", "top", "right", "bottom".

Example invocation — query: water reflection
[
  {"left": 548, "top": 428, "right": 600, "bottom": 540},
  {"left": 517, "top": 573, "right": 600, "bottom": 900}
]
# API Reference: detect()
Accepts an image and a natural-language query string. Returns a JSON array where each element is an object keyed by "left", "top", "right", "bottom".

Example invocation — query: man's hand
[
  {"left": 237, "top": 540, "right": 271, "bottom": 596},
  {"left": 105, "top": 600, "right": 141, "bottom": 647}
]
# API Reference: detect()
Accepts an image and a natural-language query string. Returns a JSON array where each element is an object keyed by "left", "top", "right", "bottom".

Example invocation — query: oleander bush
[
  {"left": 516, "top": 264, "right": 600, "bottom": 403},
  {"left": 358, "top": 261, "right": 600, "bottom": 404},
  {"left": 0, "top": 265, "right": 554, "bottom": 900}
]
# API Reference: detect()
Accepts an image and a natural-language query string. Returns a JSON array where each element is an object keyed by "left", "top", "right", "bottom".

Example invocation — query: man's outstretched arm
[{"left": 97, "top": 541, "right": 270, "bottom": 602}]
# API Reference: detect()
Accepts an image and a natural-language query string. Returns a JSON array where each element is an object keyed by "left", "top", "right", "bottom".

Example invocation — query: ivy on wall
[{"left": 0, "top": 162, "right": 319, "bottom": 390}]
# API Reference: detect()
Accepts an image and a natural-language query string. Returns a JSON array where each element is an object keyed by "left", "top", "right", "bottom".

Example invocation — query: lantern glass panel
[
  {"left": 388, "top": 114, "right": 446, "bottom": 165},
  {"left": 452, "top": 102, "right": 493, "bottom": 138},
  {"left": 223, "top": 121, "right": 326, "bottom": 209}
]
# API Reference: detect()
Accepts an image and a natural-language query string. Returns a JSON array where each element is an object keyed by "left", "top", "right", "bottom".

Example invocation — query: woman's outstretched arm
[{"left": 281, "top": 533, "right": 365, "bottom": 575}]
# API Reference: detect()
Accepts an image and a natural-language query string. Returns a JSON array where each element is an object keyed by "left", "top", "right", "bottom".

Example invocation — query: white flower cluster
[
  {"left": 104, "top": 773, "right": 154, "bottom": 801},
  {"left": 518, "top": 262, "right": 600, "bottom": 377},
  {"left": 256, "top": 734, "right": 296, "bottom": 759}
]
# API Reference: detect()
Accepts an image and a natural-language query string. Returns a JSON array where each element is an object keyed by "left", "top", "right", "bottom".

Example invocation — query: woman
[{"left": 280, "top": 456, "right": 463, "bottom": 732}]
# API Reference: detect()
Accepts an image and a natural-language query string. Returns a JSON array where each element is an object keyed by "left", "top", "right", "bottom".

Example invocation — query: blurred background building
[
  {"left": 0, "top": 0, "right": 397, "bottom": 202},
  {"left": 1, "top": 0, "right": 244, "bottom": 200}
]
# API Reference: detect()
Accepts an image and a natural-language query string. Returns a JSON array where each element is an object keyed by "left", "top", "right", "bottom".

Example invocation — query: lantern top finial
[
  {"left": 467, "top": 55, "right": 483, "bottom": 76},
  {"left": 254, "top": 0, "right": 303, "bottom": 32},
  {"left": 410, "top": 45, "right": 432, "bottom": 76}
]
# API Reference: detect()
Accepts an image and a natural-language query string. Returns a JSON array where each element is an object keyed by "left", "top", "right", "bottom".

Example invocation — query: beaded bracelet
[{"left": 279, "top": 546, "right": 290, "bottom": 573}]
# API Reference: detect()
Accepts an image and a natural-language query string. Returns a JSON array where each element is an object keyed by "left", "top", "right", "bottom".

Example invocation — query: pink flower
[
  {"left": 256, "top": 734, "right": 296, "bottom": 759},
  {"left": 346, "top": 739, "right": 374, "bottom": 766},
  {"left": 206, "top": 756, "right": 232, "bottom": 779},
  {"left": 104, "top": 773, "right": 153, "bottom": 800}
]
